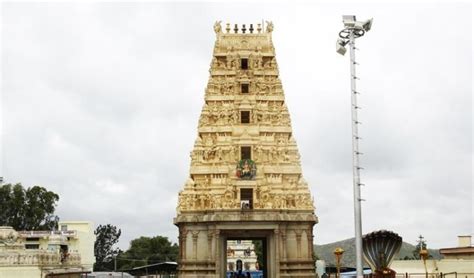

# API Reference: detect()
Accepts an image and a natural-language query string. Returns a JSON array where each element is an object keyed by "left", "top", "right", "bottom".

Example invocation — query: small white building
[
  {"left": 0, "top": 221, "right": 95, "bottom": 278},
  {"left": 391, "top": 236, "right": 474, "bottom": 278}
]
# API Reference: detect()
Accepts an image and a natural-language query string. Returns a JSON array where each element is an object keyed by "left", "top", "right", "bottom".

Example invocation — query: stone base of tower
[{"left": 174, "top": 209, "right": 318, "bottom": 278}]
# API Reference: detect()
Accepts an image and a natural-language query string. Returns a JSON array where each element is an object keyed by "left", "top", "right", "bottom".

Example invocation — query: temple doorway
[{"left": 225, "top": 237, "right": 267, "bottom": 278}]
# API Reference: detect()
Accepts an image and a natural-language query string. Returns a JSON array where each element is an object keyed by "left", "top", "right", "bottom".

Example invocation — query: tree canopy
[
  {"left": 117, "top": 235, "right": 178, "bottom": 270},
  {"left": 0, "top": 183, "right": 60, "bottom": 230},
  {"left": 94, "top": 224, "right": 122, "bottom": 271}
]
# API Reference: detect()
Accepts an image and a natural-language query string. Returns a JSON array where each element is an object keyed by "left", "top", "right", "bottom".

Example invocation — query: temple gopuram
[{"left": 174, "top": 21, "right": 318, "bottom": 278}]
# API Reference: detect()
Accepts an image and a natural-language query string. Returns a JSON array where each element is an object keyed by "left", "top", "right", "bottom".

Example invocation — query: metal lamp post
[
  {"left": 336, "top": 15, "right": 373, "bottom": 278},
  {"left": 420, "top": 249, "right": 429, "bottom": 278},
  {"left": 334, "top": 247, "right": 345, "bottom": 278}
]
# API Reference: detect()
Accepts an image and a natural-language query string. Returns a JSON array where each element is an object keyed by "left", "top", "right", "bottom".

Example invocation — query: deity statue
[
  {"left": 226, "top": 54, "right": 234, "bottom": 69},
  {"left": 298, "top": 178, "right": 308, "bottom": 188},
  {"left": 253, "top": 53, "right": 263, "bottom": 69},
  {"left": 223, "top": 184, "right": 237, "bottom": 208},
  {"left": 286, "top": 193, "right": 296, "bottom": 208},
  {"left": 214, "top": 21, "right": 222, "bottom": 34},
  {"left": 283, "top": 150, "right": 291, "bottom": 162},
  {"left": 242, "top": 160, "right": 251, "bottom": 175},
  {"left": 236, "top": 159, "right": 257, "bottom": 180},
  {"left": 254, "top": 144, "right": 264, "bottom": 161},
  {"left": 265, "top": 21, "right": 274, "bottom": 33},
  {"left": 203, "top": 175, "right": 210, "bottom": 187},
  {"left": 211, "top": 57, "right": 218, "bottom": 69},
  {"left": 185, "top": 178, "right": 195, "bottom": 189},
  {"left": 257, "top": 183, "right": 270, "bottom": 208}
]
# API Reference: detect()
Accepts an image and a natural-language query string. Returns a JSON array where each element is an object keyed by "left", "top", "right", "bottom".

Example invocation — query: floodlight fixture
[
  {"left": 355, "top": 18, "right": 373, "bottom": 32},
  {"left": 342, "top": 15, "right": 373, "bottom": 34},
  {"left": 336, "top": 14, "right": 373, "bottom": 278},
  {"left": 336, "top": 39, "right": 348, "bottom": 56},
  {"left": 342, "top": 15, "right": 357, "bottom": 27},
  {"left": 363, "top": 18, "right": 373, "bottom": 31}
]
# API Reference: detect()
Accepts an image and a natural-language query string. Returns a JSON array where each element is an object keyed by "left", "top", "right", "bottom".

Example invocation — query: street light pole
[
  {"left": 349, "top": 29, "right": 364, "bottom": 278},
  {"left": 336, "top": 15, "right": 373, "bottom": 278},
  {"left": 420, "top": 248, "right": 429, "bottom": 278}
]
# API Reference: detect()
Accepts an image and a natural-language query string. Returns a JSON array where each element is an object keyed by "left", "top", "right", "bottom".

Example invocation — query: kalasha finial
[{"left": 223, "top": 23, "right": 266, "bottom": 35}]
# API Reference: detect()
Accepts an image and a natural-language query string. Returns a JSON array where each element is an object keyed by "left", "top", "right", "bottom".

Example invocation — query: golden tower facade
[{"left": 174, "top": 21, "right": 318, "bottom": 278}]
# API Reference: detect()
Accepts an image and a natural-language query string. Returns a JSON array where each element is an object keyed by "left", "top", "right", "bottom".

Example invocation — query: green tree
[
  {"left": 117, "top": 235, "right": 178, "bottom": 270},
  {"left": 313, "top": 252, "right": 320, "bottom": 262},
  {"left": 0, "top": 183, "right": 60, "bottom": 230},
  {"left": 252, "top": 240, "right": 264, "bottom": 270},
  {"left": 94, "top": 224, "right": 122, "bottom": 271}
]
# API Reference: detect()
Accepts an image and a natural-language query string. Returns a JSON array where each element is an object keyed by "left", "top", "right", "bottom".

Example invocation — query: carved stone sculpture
[{"left": 214, "top": 21, "right": 222, "bottom": 34}]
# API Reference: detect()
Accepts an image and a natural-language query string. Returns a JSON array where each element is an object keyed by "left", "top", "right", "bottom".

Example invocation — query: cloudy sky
[{"left": 1, "top": 2, "right": 472, "bottom": 250}]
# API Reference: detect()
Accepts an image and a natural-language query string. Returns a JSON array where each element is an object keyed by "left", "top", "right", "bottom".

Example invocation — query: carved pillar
[
  {"left": 295, "top": 229, "right": 302, "bottom": 259},
  {"left": 215, "top": 229, "right": 221, "bottom": 275},
  {"left": 281, "top": 229, "right": 287, "bottom": 260},
  {"left": 192, "top": 230, "right": 200, "bottom": 260},
  {"left": 274, "top": 228, "right": 280, "bottom": 277},
  {"left": 178, "top": 228, "right": 186, "bottom": 261},
  {"left": 307, "top": 228, "right": 314, "bottom": 259},
  {"left": 207, "top": 229, "right": 214, "bottom": 260}
]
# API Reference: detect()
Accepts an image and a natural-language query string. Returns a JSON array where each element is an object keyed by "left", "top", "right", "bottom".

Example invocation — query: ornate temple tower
[{"left": 174, "top": 21, "right": 318, "bottom": 278}]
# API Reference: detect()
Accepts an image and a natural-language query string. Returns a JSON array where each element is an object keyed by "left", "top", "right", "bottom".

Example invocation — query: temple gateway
[{"left": 174, "top": 21, "right": 318, "bottom": 278}]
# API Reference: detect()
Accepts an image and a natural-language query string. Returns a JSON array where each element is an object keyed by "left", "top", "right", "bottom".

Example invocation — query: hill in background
[{"left": 314, "top": 238, "right": 441, "bottom": 267}]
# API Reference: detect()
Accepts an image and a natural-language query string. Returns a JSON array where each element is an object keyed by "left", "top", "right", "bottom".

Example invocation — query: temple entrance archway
[
  {"left": 224, "top": 232, "right": 269, "bottom": 278},
  {"left": 219, "top": 227, "right": 276, "bottom": 278}
]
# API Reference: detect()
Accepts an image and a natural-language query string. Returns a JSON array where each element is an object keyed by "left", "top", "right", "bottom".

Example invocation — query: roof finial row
[{"left": 214, "top": 21, "right": 273, "bottom": 35}]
